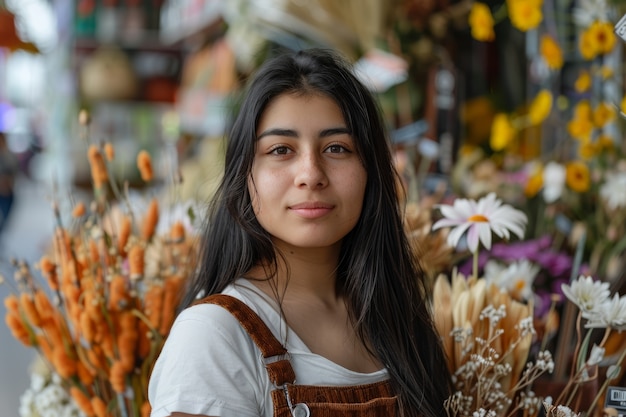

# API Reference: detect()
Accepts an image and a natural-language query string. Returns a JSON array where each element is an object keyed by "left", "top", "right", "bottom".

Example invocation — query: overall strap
[{"left": 195, "top": 294, "right": 296, "bottom": 387}]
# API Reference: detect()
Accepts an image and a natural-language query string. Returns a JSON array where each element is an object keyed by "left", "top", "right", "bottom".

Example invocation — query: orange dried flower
[
  {"left": 144, "top": 285, "right": 164, "bottom": 329},
  {"left": 77, "top": 359, "right": 96, "bottom": 386},
  {"left": 108, "top": 275, "right": 130, "bottom": 311},
  {"left": 4, "top": 293, "right": 19, "bottom": 314},
  {"left": 80, "top": 311, "right": 97, "bottom": 343},
  {"left": 92, "top": 396, "right": 108, "bottom": 417},
  {"left": 84, "top": 290, "right": 104, "bottom": 322},
  {"left": 36, "top": 334, "right": 53, "bottom": 362},
  {"left": 42, "top": 314, "right": 64, "bottom": 347},
  {"left": 5, "top": 313, "right": 32, "bottom": 346},
  {"left": 34, "top": 290, "right": 54, "bottom": 324},
  {"left": 110, "top": 360, "right": 127, "bottom": 393},
  {"left": 88, "top": 145, "right": 109, "bottom": 189},
  {"left": 39, "top": 256, "right": 59, "bottom": 291},
  {"left": 19, "top": 293, "right": 43, "bottom": 327},
  {"left": 170, "top": 221, "right": 185, "bottom": 242},
  {"left": 53, "top": 347, "right": 77, "bottom": 378},
  {"left": 117, "top": 215, "right": 132, "bottom": 256},
  {"left": 70, "top": 386, "right": 95, "bottom": 417},
  {"left": 160, "top": 276, "right": 184, "bottom": 335},
  {"left": 129, "top": 245, "right": 145, "bottom": 279},
  {"left": 92, "top": 396, "right": 109, "bottom": 417},
  {"left": 137, "top": 320, "right": 151, "bottom": 359},
  {"left": 118, "top": 332, "right": 138, "bottom": 371},
  {"left": 104, "top": 142, "right": 115, "bottom": 161},
  {"left": 137, "top": 150, "right": 153, "bottom": 182},
  {"left": 86, "top": 345, "right": 107, "bottom": 373},
  {"left": 141, "top": 198, "right": 159, "bottom": 241},
  {"left": 72, "top": 201, "right": 86, "bottom": 218}
]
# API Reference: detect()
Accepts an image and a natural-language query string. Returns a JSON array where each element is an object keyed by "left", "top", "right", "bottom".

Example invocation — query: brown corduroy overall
[{"left": 197, "top": 294, "right": 399, "bottom": 417}]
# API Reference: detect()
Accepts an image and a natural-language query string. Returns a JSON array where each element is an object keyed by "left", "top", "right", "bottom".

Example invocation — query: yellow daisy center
[{"left": 468, "top": 214, "right": 489, "bottom": 222}]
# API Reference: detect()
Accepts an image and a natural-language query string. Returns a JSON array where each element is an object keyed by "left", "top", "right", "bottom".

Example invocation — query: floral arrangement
[
  {"left": 456, "top": 0, "right": 626, "bottom": 286},
  {"left": 2, "top": 111, "right": 199, "bottom": 417},
  {"left": 430, "top": 192, "right": 626, "bottom": 416}
]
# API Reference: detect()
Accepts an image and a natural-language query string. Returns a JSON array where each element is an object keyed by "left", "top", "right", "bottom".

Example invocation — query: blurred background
[{"left": 2, "top": 0, "right": 626, "bottom": 415}]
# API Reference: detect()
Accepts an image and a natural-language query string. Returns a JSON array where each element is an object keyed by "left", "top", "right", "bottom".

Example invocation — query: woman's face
[{"left": 249, "top": 92, "right": 367, "bottom": 252}]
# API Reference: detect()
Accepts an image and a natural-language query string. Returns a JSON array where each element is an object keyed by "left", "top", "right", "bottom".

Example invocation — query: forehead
[{"left": 257, "top": 93, "right": 345, "bottom": 130}]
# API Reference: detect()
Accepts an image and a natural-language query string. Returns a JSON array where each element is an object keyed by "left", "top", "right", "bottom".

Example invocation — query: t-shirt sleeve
[{"left": 148, "top": 303, "right": 265, "bottom": 417}]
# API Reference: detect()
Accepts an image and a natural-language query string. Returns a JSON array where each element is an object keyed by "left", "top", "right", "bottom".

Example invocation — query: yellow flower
[
  {"left": 588, "top": 21, "right": 617, "bottom": 55},
  {"left": 565, "top": 161, "right": 590, "bottom": 193},
  {"left": 577, "top": 140, "right": 598, "bottom": 160},
  {"left": 469, "top": 3, "right": 495, "bottom": 42},
  {"left": 593, "top": 101, "right": 616, "bottom": 127},
  {"left": 490, "top": 113, "right": 516, "bottom": 151},
  {"left": 567, "top": 118, "right": 593, "bottom": 141},
  {"left": 579, "top": 29, "right": 597, "bottom": 60},
  {"left": 540, "top": 34, "right": 563, "bottom": 70},
  {"left": 568, "top": 100, "right": 593, "bottom": 141},
  {"left": 528, "top": 90, "right": 553, "bottom": 125},
  {"left": 574, "top": 100, "right": 593, "bottom": 119},
  {"left": 574, "top": 71, "right": 591, "bottom": 93},
  {"left": 507, "top": 0, "right": 542, "bottom": 32}
]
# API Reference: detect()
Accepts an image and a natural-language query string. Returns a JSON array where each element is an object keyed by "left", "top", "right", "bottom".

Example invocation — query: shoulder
[{"left": 148, "top": 295, "right": 270, "bottom": 417}]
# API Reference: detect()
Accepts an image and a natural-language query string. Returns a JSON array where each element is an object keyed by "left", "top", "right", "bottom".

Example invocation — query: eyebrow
[{"left": 256, "top": 126, "right": 352, "bottom": 140}]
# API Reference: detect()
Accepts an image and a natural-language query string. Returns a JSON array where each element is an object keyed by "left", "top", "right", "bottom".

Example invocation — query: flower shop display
[
  {"left": 430, "top": 192, "right": 626, "bottom": 416},
  {"left": 3, "top": 111, "right": 199, "bottom": 417}
]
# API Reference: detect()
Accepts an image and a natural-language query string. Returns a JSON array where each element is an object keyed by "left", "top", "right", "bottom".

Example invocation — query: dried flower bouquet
[{"left": 3, "top": 111, "right": 198, "bottom": 417}]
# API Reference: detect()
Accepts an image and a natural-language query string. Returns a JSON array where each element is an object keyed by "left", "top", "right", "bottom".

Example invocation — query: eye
[
  {"left": 325, "top": 144, "right": 350, "bottom": 153},
  {"left": 268, "top": 145, "right": 292, "bottom": 155}
]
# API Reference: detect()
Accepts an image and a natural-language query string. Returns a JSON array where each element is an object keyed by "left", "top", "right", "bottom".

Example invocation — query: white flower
[
  {"left": 600, "top": 172, "right": 626, "bottom": 210},
  {"left": 432, "top": 192, "right": 527, "bottom": 253},
  {"left": 572, "top": 0, "right": 609, "bottom": 27},
  {"left": 19, "top": 365, "right": 86, "bottom": 417},
  {"left": 586, "top": 344, "right": 605, "bottom": 366},
  {"left": 554, "top": 405, "right": 580, "bottom": 417},
  {"left": 542, "top": 161, "right": 566, "bottom": 203},
  {"left": 584, "top": 293, "right": 626, "bottom": 329},
  {"left": 561, "top": 275, "right": 611, "bottom": 316},
  {"left": 484, "top": 259, "right": 540, "bottom": 301}
]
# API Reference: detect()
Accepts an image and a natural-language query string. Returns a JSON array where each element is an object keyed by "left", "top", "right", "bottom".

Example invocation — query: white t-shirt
[{"left": 148, "top": 279, "right": 389, "bottom": 417}]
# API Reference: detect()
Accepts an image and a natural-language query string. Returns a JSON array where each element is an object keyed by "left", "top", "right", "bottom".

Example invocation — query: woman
[{"left": 149, "top": 48, "right": 452, "bottom": 417}]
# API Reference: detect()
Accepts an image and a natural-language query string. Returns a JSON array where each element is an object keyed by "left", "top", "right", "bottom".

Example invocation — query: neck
[{"left": 247, "top": 239, "right": 342, "bottom": 304}]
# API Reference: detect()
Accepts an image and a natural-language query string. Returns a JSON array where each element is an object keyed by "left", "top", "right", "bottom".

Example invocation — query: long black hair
[{"left": 183, "top": 48, "right": 452, "bottom": 416}]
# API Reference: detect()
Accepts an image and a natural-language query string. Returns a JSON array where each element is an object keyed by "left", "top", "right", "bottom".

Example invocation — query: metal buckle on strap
[
  {"left": 282, "top": 384, "right": 310, "bottom": 417},
  {"left": 262, "top": 352, "right": 291, "bottom": 366}
]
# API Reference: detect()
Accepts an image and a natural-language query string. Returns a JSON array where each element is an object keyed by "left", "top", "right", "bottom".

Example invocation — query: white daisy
[
  {"left": 484, "top": 259, "right": 540, "bottom": 301},
  {"left": 572, "top": 0, "right": 610, "bottom": 27},
  {"left": 584, "top": 293, "right": 626, "bottom": 329},
  {"left": 561, "top": 275, "right": 611, "bottom": 316},
  {"left": 432, "top": 192, "right": 527, "bottom": 253},
  {"left": 600, "top": 171, "right": 626, "bottom": 210}
]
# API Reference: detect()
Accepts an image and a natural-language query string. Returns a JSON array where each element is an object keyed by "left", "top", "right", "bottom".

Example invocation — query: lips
[{"left": 289, "top": 202, "right": 335, "bottom": 219}]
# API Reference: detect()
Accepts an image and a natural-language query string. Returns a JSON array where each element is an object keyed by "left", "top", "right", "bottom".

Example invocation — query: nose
[{"left": 294, "top": 152, "right": 328, "bottom": 189}]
